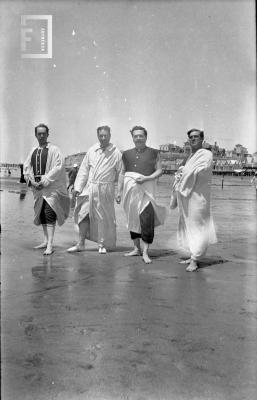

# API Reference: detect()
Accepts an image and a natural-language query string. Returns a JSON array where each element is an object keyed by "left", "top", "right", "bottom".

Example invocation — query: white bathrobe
[
  {"left": 24, "top": 143, "right": 70, "bottom": 226},
  {"left": 176, "top": 148, "right": 217, "bottom": 259},
  {"left": 123, "top": 172, "right": 166, "bottom": 233},
  {"left": 73, "top": 143, "right": 122, "bottom": 249}
]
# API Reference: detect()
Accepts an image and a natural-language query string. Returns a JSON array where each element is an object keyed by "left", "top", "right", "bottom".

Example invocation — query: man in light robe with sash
[
  {"left": 67, "top": 126, "right": 122, "bottom": 254},
  {"left": 174, "top": 129, "right": 217, "bottom": 272},
  {"left": 117, "top": 126, "right": 166, "bottom": 264},
  {"left": 24, "top": 123, "right": 70, "bottom": 255}
]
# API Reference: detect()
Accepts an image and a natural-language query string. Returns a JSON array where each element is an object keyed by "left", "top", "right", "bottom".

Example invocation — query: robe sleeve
[
  {"left": 74, "top": 152, "right": 90, "bottom": 193},
  {"left": 115, "top": 150, "right": 123, "bottom": 173},
  {"left": 23, "top": 148, "right": 35, "bottom": 185}
]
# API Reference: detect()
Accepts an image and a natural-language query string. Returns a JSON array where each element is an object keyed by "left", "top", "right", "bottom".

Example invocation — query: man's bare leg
[
  {"left": 78, "top": 218, "right": 88, "bottom": 248},
  {"left": 142, "top": 241, "right": 152, "bottom": 264},
  {"left": 124, "top": 238, "right": 142, "bottom": 256},
  {"left": 34, "top": 224, "right": 48, "bottom": 249},
  {"left": 44, "top": 224, "right": 55, "bottom": 255},
  {"left": 186, "top": 258, "right": 198, "bottom": 272},
  {"left": 67, "top": 217, "right": 89, "bottom": 252}
]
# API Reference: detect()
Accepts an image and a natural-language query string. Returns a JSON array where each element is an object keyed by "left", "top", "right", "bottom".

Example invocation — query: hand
[
  {"left": 116, "top": 194, "right": 122, "bottom": 204},
  {"left": 36, "top": 182, "right": 44, "bottom": 191},
  {"left": 30, "top": 180, "right": 40, "bottom": 189},
  {"left": 174, "top": 169, "right": 183, "bottom": 184},
  {"left": 135, "top": 176, "right": 147, "bottom": 184},
  {"left": 73, "top": 190, "right": 81, "bottom": 197},
  {"left": 29, "top": 179, "right": 36, "bottom": 187}
]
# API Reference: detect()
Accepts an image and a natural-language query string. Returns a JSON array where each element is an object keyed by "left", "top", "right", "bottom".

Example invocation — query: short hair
[
  {"left": 35, "top": 123, "right": 49, "bottom": 135},
  {"left": 97, "top": 125, "right": 111, "bottom": 135},
  {"left": 130, "top": 126, "right": 147, "bottom": 138},
  {"left": 187, "top": 129, "right": 204, "bottom": 139}
]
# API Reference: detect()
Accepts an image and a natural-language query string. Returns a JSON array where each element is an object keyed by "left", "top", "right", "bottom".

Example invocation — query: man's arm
[
  {"left": 23, "top": 148, "right": 41, "bottom": 189},
  {"left": 116, "top": 162, "right": 125, "bottom": 204},
  {"left": 73, "top": 153, "right": 90, "bottom": 196},
  {"left": 136, "top": 153, "right": 162, "bottom": 184}
]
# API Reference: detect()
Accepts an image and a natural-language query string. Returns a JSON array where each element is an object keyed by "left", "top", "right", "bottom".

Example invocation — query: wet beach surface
[{"left": 1, "top": 175, "right": 257, "bottom": 400}]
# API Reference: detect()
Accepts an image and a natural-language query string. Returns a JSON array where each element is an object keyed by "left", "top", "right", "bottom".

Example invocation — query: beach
[{"left": 1, "top": 175, "right": 257, "bottom": 400}]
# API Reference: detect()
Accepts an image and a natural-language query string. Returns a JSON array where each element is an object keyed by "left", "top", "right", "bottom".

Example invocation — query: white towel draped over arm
[
  {"left": 41, "top": 145, "right": 65, "bottom": 187},
  {"left": 177, "top": 149, "right": 213, "bottom": 197}
]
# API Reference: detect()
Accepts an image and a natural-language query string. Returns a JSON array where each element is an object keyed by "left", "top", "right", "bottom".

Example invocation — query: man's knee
[
  {"left": 130, "top": 231, "right": 141, "bottom": 240},
  {"left": 40, "top": 200, "right": 57, "bottom": 225}
]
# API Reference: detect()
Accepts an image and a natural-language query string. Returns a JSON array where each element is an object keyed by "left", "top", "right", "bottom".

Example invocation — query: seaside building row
[
  {"left": 159, "top": 142, "right": 257, "bottom": 175},
  {"left": 64, "top": 142, "right": 257, "bottom": 176},
  {"left": 1, "top": 143, "right": 256, "bottom": 177}
]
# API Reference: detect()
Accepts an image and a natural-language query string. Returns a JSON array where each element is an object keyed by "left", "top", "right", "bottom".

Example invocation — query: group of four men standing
[{"left": 24, "top": 123, "right": 216, "bottom": 271}]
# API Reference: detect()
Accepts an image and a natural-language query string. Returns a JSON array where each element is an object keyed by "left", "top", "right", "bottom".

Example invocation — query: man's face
[
  {"left": 132, "top": 130, "right": 147, "bottom": 148},
  {"left": 35, "top": 127, "right": 49, "bottom": 146},
  {"left": 188, "top": 131, "right": 203, "bottom": 151},
  {"left": 98, "top": 129, "right": 111, "bottom": 148}
]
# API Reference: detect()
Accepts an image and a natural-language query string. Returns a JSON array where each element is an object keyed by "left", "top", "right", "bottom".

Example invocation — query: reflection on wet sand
[{"left": 1, "top": 176, "right": 257, "bottom": 400}]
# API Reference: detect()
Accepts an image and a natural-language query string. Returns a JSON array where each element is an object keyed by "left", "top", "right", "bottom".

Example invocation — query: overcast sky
[{"left": 0, "top": 0, "right": 256, "bottom": 163}]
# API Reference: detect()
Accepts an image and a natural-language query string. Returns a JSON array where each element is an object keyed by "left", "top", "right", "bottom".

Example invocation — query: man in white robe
[
  {"left": 24, "top": 123, "right": 70, "bottom": 255},
  {"left": 67, "top": 126, "right": 122, "bottom": 254},
  {"left": 174, "top": 129, "right": 217, "bottom": 271}
]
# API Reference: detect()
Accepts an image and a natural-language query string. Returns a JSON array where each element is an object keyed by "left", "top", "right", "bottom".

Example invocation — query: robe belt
[{"left": 34, "top": 174, "right": 42, "bottom": 182}]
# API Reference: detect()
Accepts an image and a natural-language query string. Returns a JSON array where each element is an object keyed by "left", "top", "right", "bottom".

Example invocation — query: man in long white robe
[
  {"left": 175, "top": 129, "right": 217, "bottom": 271},
  {"left": 24, "top": 124, "right": 70, "bottom": 255},
  {"left": 67, "top": 126, "right": 122, "bottom": 253}
]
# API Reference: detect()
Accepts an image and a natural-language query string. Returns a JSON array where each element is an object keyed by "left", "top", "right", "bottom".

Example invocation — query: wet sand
[{"left": 1, "top": 175, "right": 257, "bottom": 400}]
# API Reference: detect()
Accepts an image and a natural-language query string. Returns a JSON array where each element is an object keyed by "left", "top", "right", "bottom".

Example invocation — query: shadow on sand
[{"left": 197, "top": 256, "right": 229, "bottom": 269}]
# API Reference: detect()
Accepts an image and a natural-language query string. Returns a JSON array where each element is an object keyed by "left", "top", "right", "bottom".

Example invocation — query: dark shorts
[
  {"left": 130, "top": 202, "right": 155, "bottom": 244},
  {"left": 40, "top": 199, "right": 57, "bottom": 225}
]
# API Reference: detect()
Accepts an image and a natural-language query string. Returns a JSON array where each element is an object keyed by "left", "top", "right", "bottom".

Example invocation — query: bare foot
[
  {"left": 179, "top": 258, "right": 191, "bottom": 264},
  {"left": 186, "top": 260, "right": 198, "bottom": 272},
  {"left": 124, "top": 249, "right": 142, "bottom": 257},
  {"left": 34, "top": 242, "right": 47, "bottom": 249},
  {"left": 142, "top": 252, "right": 152, "bottom": 264},
  {"left": 67, "top": 244, "right": 85, "bottom": 253},
  {"left": 43, "top": 246, "right": 54, "bottom": 255}
]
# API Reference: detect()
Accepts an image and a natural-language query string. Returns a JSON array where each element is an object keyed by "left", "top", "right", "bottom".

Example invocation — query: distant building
[
  {"left": 183, "top": 141, "right": 191, "bottom": 155},
  {"left": 207, "top": 141, "right": 226, "bottom": 157},
  {"left": 159, "top": 144, "right": 183, "bottom": 153},
  {"left": 64, "top": 152, "right": 86, "bottom": 169},
  {"left": 226, "top": 150, "right": 233, "bottom": 158},
  {"left": 252, "top": 152, "right": 257, "bottom": 163},
  {"left": 159, "top": 144, "right": 170, "bottom": 152},
  {"left": 233, "top": 144, "right": 248, "bottom": 160},
  {"left": 160, "top": 140, "right": 227, "bottom": 157},
  {"left": 159, "top": 139, "right": 255, "bottom": 175}
]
